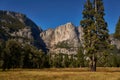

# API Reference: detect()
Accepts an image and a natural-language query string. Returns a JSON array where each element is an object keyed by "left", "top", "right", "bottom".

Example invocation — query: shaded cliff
[{"left": 0, "top": 10, "right": 47, "bottom": 51}]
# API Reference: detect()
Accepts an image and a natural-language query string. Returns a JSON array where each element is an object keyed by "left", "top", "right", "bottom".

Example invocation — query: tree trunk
[
  {"left": 89, "top": 54, "right": 97, "bottom": 72},
  {"left": 89, "top": 59, "right": 92, "bottom": 70},
  {"left": 92, "top": 60, "right": 96, "bottom": 71}
]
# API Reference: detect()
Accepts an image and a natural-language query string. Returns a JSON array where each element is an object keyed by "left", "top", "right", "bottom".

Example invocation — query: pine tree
[
  {"left": 80, "top": 0, "right": 96, "bottom": 71},
  {"left": 80, "top": 0, "right": 109, "bottom": 71},
  {"left": 114, "top": 17, "right": 120, "bottom": 40},
  {"left": 94, "top": 0, "right": 110, "bottom": 69},
  {"left": 76, "top": 47, "right": 85, "bottom": 67},
  {"left": 63, "top": 54, "right": 70, "bottom": 67}
]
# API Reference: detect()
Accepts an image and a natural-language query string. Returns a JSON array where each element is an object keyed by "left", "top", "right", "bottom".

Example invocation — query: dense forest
[{"left": 0, "top": 39, "right": 120, "bottom": 71}]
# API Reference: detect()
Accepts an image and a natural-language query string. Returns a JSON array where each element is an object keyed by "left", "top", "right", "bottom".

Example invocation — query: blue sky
[{"left": 0, "top": 0, "right": 120, "bottom": 34}]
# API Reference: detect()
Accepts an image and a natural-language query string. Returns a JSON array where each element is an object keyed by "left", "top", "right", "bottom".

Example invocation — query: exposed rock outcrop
[
  {"left": 1, "top": 10, "right": 119, "bottom": 54},
  {"left": 0, "top": 10, "right": 47, "bottom": 51},
  {"left": 110, "top": 35, "right": 120, "bottom": 49},
  {"left": 40, "top": 22, "right": 83, "bottom": 54}
]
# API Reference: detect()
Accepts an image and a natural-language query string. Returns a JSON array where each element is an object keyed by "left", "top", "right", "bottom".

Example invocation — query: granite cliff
[
  {"left": 40, "top": 22, "right": 83, "bottom": 54},
  {"left": 0, "top": 10, "right": 46, "bottom": 51},
  {"left": 0, "top": 10, "right": 119, "bottom": 54}
]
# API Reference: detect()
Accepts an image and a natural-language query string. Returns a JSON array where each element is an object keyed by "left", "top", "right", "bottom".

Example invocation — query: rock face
[
  {"left": 40, "top": 23, "right": 120, "bottom": 54},
  {"left": 40, "top": 22, "right": 83, "bottom": 54},
  {"left": 1, "top": 10, "right": 119, "bottom": 54},
  {"left": 110, "top": 35, "right": 120, "bottom": 49},
  {"left": 0, "top": 10, "right": 46, "bottom": 51}
]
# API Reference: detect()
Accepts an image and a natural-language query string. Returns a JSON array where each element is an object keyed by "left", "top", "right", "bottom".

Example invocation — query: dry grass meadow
[{"left": 0, "top": 67, "right": 120, "bottom": 80}]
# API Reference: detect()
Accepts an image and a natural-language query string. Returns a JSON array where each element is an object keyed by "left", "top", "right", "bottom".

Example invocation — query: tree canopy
[{"left": 80, "top": 0, "right": 110, "bottom": 71}]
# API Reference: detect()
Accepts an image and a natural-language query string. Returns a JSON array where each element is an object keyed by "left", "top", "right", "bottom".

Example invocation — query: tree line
[
  {"left": 0, "top": 39, "right": 48, "bottom": 70},
  {"left": 0, "top": 40, "right": 85, "bottom": 70},
  {"left": 0, "top": 39, "right": 120, "bottom": 71}
]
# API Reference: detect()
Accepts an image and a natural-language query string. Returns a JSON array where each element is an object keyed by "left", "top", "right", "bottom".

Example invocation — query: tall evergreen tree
[
  {"left": 94, "top": 0, "right": 110, "bottom": 69},
  {"left": 114, "top": 17, "right": 120, "bottom": 40},
  {"left": 76, "top": 47, "right": 85, "bottom": 67},
  {"left": 80, "top": 0, "right": 96, "bottom": 71},
  {"left": 80, "top": 0, "right": 109, "bottom": 71},
  {"left": 63, "top": 54, "right": 70, "bottom": 67}
]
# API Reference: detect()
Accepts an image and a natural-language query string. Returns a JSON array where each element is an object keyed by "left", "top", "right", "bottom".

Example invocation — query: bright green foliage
[
  {"left": 114, "top": 17, "right": 120, "bottom": 40},
  {"left": 80, "top": 0, "right": 109, "bottom": 71}
]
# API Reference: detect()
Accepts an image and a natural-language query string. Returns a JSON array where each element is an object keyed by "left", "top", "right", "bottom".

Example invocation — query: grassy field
[{"left": 0, "top": 68, "right": 120, "bottom": 80}]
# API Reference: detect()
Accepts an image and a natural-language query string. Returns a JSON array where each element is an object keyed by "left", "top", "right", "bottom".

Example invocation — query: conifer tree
[
  {"left": 76, "top": 47, "right": 85, "bottom": 67},
  {"left": 114, "top": 17, "right": 120, "bottom": 40},
  {"left": 94, "top": 0, "right": 110, "bottom": 70},
  {"left": 80, "top": 0, "right": 109, "bottom": 71},
  {"left": 81, "top": 0, "right": 96, "bottom": 71}
]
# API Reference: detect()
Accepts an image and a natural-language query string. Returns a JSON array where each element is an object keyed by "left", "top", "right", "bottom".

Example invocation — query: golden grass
[{"left": 0, "top": 67, "right": 120, "bottom": 80}]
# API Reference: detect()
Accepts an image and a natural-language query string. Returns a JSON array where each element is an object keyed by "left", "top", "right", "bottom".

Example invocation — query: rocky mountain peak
[
  {"left": 0, "top": 10, "right": 25, "bottom": 23},
  {"left": 54, "top": 22, "right": 78, "bottom": 44},
  {"left": 0, "top": 10, "right": 46, "bottom": 51},
  {"left": 40, "top": 22, "right": 82, "bottom": 54},
  {"left": 65, "top": 22, "right": 74, "bottom": 26},
  {"left": 0, "top": 10, "right": 119, "bottom": 54}
]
